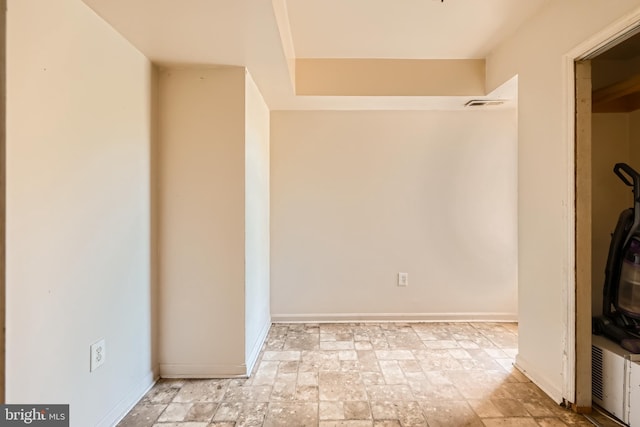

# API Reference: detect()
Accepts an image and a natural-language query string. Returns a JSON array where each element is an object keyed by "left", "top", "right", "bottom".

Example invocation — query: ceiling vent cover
[{"left": 464, "top": 99, "right": 505, "bottom": 107}]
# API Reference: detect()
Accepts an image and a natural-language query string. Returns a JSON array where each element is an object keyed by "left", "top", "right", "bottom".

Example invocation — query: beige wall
[
  {"left": 244, "top": 71, "right": 271, "bottom": 371},
  {"left": 630, "top": 109, "right": 640, "bottom": 167},
  {"left": 271, "top": 110, "right": 518, "bottom": 320},
  {"left": 0, "top": 0, "right": 5, "bottom": 404},
  {"left": 158, "top": 67, "right": 247, "bottom": 377},
  {"left": 591, "top": 113, "right": 632, "bottom": 317},
  {"left": 486, "top": 0, "right": 640, "bottom": 402},
  {"left": 295, "top": 59, "right": 485, "bottom": 96},
  {"left": 7, "top": 0, "right": 155, "bottom": 425}
]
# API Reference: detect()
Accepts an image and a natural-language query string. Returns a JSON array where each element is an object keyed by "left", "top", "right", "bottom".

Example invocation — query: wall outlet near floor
[
  {"left": 90, "top": 338, "right": 106, "bottom": 372},
  {"left": 398, "top": 272, "right": 408, "bottom": 287}
]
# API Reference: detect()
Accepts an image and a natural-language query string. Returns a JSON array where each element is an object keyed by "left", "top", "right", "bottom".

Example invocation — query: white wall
[
  {"left": 158, "top": 67, "right": 247, "bottom": 377},
  {"left": 486, "top": 0, "right": 640, "bottom": 402},
  {"left": 271, "top": 110, "right": 518, "bottom": 321},
  {"left": 7, "top": 0, "right": 155, "bottom": 425},
  {"left": 244, "top": 71, "right": 271, "bottom": 372}
]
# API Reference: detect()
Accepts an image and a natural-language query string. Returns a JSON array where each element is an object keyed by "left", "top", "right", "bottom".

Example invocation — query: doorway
[{"left": 573, "top": 22, "right": 640, "bottom": 413}]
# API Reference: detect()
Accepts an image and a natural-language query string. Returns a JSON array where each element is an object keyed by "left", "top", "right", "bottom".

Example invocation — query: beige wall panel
[
  {"left": 7, "top": 0, "right": 155, "bottom": 423},
  {"left": 486, "top": 0, "right": 640, "bottom": 403},
  {"left": 629, "top": 109, "right": 640, "bottom": 167},
  {"left": 295, "top": 59, "right": 485, "bottom": 96},
  {"left": 244, "top": 71, "right": 271, "bottom": 372},
  {"left": 591, "top": 113, "right": 630, "bottom": 317},
  {"left": 158, "top": 67, "right": 246, "bottom": 376},
  {"left": 271, "top": 110, "right": 517, "bottom": 319}
]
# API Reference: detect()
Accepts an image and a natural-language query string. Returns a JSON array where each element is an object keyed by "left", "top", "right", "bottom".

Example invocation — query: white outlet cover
[
  {"left": 90, "top": 339, "right": 106, "bottom": 372},
  {"left": 398, "top": 272, "right": 408, "bottom": 287}
]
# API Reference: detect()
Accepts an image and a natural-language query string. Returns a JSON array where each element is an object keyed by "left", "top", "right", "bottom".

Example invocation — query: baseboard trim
[
  {"left": 98, "top": 371, "right": 156, "bottom": 427},
  {"left": 515, "top": 354, "right": 563, "bottom": 404},
  {"left": 271, "top": 312, "right": 518, "bottom": 323},
  {"left": 159, "top": 363, "right": 248, "bottom": 379},
  {"left": 246, "top": 318, "right": 271, "bottom": 375}
]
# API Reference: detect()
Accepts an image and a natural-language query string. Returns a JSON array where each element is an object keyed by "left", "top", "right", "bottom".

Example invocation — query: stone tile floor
[{"left": 118, "top": 322, "right": 613, "bottom": 427}]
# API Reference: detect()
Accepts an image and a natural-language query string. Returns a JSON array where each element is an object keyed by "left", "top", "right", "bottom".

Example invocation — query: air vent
[
  {"left": 464, "top": 99, "right": 506, "bottom": 107},
  {"left": 592, "top": 345, "right": 604, "bottom": 401}
]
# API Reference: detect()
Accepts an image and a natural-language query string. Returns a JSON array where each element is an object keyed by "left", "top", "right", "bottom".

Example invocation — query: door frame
[
  {"left": 1, "top": 0, "right": 6, "bottom": 404},
  {"left": 562, "top": 7, "right": 640, "bottom": 408}
]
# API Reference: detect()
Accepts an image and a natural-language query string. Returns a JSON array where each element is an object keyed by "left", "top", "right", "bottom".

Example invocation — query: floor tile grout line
[{"left": 118, "top": 322, "right": 611, "bottom": 427}]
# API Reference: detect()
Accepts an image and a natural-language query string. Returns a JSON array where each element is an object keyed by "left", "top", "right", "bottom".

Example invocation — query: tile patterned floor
[{"left": 118, "top": 322, "right": 601, "bottom": 427}]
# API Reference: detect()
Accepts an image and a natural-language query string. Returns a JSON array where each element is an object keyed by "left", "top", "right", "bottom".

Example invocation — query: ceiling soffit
[
  {"left": 81, "top": 0, "right": 541, "bottom": 108},
  {"left": 273, "top": 0, "right": 543, "bottom": 99},
  {"left": 295, "top": 59, "right": 485, "bottom": 96}
]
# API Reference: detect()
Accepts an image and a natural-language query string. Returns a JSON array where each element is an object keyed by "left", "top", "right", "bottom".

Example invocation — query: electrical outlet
[
  {"left": 398, "top": 272, "right": 408, "bottom": 287},
  {"left": 90, "top": 339, "right": 106, "bottom": 372}
]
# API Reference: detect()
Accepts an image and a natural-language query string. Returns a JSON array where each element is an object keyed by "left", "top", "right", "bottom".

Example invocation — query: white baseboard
[
  {"left": 159, "top": 363, "right": 248, "bottom": 378},
  {"left": 246, "top": 318, "right": 271, "bottom": 375},
  {"left": 271, "top": 312, "right": 518, "bottom": 323},
  {"left": 98, "top": 371, "right": 156, "bottom": 427},
  {"left": 515, "top": 354, "right": 563, "bottom": 404}
]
